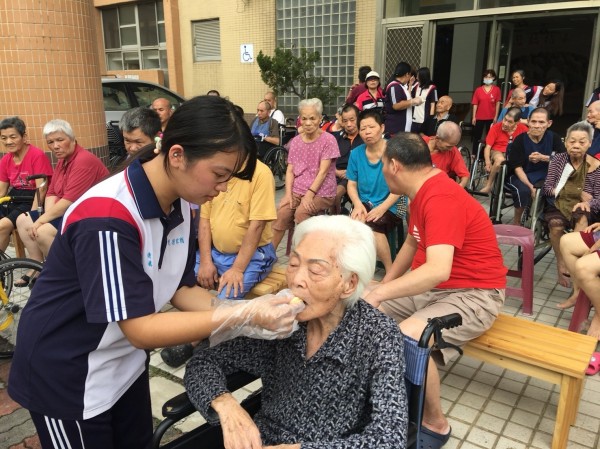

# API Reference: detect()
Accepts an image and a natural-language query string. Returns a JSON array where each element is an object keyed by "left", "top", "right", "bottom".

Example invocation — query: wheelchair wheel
[
  {"left": 459, "top": 146, "right": 472, "bottom": 174},
  {"left": 0, "top": 258, "right": 44, "bottom": 358},
  {"left": 263, "top": 146, "right": 287, "bottom": 190}
]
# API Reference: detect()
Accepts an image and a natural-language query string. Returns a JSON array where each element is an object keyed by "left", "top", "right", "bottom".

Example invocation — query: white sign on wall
[{"left": 240, "top": 44, "right": 254, "bottom": 63}]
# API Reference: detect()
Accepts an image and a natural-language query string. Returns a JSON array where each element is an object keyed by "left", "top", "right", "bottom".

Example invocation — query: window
[
  {"left": 192, "top": 19, "right": 221, "bottom": 62},
  {"left": 276, "top": 0, "right": 356, "bottom": 112},
  {"left": 101, "top": 2, "right": 168, "bottom": 75}
]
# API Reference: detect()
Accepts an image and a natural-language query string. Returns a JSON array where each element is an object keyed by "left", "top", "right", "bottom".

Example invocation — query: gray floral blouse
[{"left": 184, "top": 300, "right": 408, "bottom": 449}]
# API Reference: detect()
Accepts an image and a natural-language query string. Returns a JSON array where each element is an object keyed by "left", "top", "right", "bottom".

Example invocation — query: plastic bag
[{"left": 210, "top": 289, "right": 305, "bottom": 347}]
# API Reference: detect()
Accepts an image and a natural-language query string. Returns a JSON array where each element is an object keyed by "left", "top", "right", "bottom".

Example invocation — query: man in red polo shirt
[
  {"left": 422, "top": 121, "right": 470, "bottom": 188},
  {"left": 478, "top": 107, "right": 528, "bottom": 194}
]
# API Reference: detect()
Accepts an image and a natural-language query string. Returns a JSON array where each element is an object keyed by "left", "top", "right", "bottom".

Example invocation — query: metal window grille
[{"left": 384, "top": 26, "right": 423, "bottom": 81}]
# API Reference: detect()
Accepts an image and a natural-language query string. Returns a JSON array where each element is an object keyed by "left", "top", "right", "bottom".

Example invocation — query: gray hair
[
  {"left": 119, "top": 107, "right": 161, "bottom": 138},
  {"left": 511, "top": 87, "right": 525, "bottom": 99},
  {"left": 292, "top": 215, "right": 376, "bottom": 308},
  {"left": 566, "top": 120, "right": 594, "bottom": 142},
  {"left": 43, "top": 119, "right": 75, "bottom": 140},
  {"left": 436, "top": 120, "right": 461, "bottom": 142},
  {"left": 298, "top": 98, "right": 323, "bottom": 115}
]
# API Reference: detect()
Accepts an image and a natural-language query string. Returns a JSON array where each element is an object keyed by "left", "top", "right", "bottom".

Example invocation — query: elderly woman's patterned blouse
[{"left": 185, "top": 300, "right": 408, "bottom": 449}]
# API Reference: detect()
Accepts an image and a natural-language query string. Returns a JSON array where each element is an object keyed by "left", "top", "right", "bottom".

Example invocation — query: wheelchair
[
  {"left": 258, "top": 124, "right": 295, "bottom": 191},
  {"left": 488, "top": 164, "right": 552, "bottom": 264},
  {"left": 151, "top": 313, "right": 463, "bottom": 449},
  {"left": 467, "top": 141, "right": 488, "bottom": 191}
]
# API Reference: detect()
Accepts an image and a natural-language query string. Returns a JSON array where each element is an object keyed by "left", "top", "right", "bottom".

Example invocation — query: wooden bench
[
  {"left": 463, "top": 314, "right": 597, "bottom": 449},
  {"left": 246, "top": 265, "right": 288, "bottom": 299}
]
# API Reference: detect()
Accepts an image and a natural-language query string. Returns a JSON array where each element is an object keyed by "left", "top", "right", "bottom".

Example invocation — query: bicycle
[{"left": 0, "top": 257, "right": 44, "bottom": 358}]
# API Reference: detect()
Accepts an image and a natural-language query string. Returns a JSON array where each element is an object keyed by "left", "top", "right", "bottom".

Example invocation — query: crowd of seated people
[{"left": 6, "top": 75, "right": 600, "bottom": 449}]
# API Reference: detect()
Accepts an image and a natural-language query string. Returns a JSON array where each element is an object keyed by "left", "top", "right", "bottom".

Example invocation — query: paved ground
[{"left": 2, "top": 182, "right": 600, "bottom": 448}]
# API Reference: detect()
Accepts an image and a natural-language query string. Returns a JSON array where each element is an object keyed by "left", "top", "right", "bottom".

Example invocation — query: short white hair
[
  {"left": 298, "top": 98, "right": 323, "bottom": 115},
  {"left": 292, "top": 215, "right": 376, "bottom": 308},
  {"left": 43, "top": 119, "right": 75, "bottom": 140}
]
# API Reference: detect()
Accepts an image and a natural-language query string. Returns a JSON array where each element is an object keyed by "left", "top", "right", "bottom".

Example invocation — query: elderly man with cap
[
  {"left": 420, "top": 95, "right": 459, "bottom": 137},
  {"left": 354, "top": 71, "right": 384, "bottom": 113}
]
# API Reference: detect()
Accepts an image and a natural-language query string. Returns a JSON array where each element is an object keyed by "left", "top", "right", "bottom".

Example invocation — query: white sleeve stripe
[
  {"left": 44, "top": 415, "right": 60, "bottom": 448},
  {"left": 99, "top": 232, "right": 112, "bottom": 322},
  {"left": 112, "top": 231, "right": 127, "bottom": 320},
  {"left": 99, "top": 231, "right": 127, "bottom": 322},
  {"left": 75, "top": 421, "right": 86, "bottom": 448},
  {"left": 58, "top": 419, "right": 73, "bottom": 449}
]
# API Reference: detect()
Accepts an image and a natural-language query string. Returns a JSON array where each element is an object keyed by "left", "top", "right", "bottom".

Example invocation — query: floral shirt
[{"left": 185, "top": 300, "right": 408, "bottom": 449}]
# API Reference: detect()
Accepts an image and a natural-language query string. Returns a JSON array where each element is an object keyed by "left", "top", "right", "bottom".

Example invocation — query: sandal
[
  {"left": 586, "top": 352, "right": 600, "bottom": 376},
  {"left": 418, "top": 426, "right": 452, "bottom": 449},
  {"left": 14, "top": 275, "right": 31, "bottom": 288}
]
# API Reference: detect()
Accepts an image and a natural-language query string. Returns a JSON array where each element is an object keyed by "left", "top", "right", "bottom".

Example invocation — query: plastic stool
[
  {"left": 493, "top": 224, "right": 534, "bottom": 315},
  {"left": 568, "top": 290, "right": 592, "bottom": 333}
]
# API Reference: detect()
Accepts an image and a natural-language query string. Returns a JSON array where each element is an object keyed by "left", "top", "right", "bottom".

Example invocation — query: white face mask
[{"left": 483, "top": 78, "right": 494, "bottom": 86}]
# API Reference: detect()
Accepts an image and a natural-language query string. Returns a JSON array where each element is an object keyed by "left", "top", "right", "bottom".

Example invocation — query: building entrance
[{"left": 432, "top": 14, "right": 595, "bottom": 134}]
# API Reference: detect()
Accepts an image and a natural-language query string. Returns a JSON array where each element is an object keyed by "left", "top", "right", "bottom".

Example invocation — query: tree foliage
[{"left": 257, "top": 47, "right": 343, "bottom": 108}]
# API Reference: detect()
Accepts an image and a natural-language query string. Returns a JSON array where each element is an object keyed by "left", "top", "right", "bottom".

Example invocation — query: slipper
[
  {"left": 14, "top": 275, "right": 31, "bottom": 288},
  {"left": 418, "top": 426, "right": 451, "bottom": 449},
  {"left": 586, "top": 352, "right": 600, "bottom": 376}
]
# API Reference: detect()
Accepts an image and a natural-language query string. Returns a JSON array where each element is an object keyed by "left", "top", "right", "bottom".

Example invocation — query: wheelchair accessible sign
[{"left": 241, "top": 44, "right": 254, "bottom": 63}]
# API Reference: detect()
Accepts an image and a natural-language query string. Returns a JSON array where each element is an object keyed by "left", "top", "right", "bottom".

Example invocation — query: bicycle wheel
[
  {"left": 0, "top": 258, "right": 44, "bottom": 358},
  {"left": 263, "top": 146, "right": 288, "bottom": 190}
]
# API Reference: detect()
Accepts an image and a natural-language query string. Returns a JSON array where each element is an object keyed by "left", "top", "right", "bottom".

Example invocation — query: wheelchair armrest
[
  {"left": 420, "top": 313, "right": 463, "bottom": 355},
  {"left": 162, "top": 392, "right": 195, "bottom": 420},
  {"left": 161, "top": 371, "right": 259, "bottom": 420}
]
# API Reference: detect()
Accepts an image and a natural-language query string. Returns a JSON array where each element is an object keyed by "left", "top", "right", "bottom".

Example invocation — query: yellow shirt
[{"left": 200, "top": 161, "right": 276, "bottom": 254}]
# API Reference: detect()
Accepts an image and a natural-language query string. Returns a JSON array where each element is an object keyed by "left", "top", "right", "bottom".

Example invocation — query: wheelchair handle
[
  {"left": 26, "top": 174, "right": 49, "bottom": 190},
  {"left": 419, "top": 313, "right": 463, "bottom": 356}
]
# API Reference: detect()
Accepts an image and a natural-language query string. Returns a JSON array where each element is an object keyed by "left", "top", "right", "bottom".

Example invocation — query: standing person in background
[
  {"left": 471, "top": 69, "right": 502, "bottom": 147},
  {"left": 384, "top": 61, "right": 422, "bottom": 137},
  {"left": 355, "top": 71, "right": 384, "bottom": 113},
  {"left": 504, "top": 69, "right": 541, "bottom": 107},
  {"left": 411, "top": 67, "right": 438, "bottom": 133},
  {"left": 264, "top": 91, "right": 285, "bottom": 126},
  {"left": 345, "top": 65, "right": 372, "bottom": 106},
  {"left": 538, "top": 80, "right": 564, "bottom": 118},
  {"left": 152, "top": 97, "right": 174, "bottom": 132}
]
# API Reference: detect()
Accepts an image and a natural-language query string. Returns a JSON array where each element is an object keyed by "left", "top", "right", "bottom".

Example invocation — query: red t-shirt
[
  {"left": 422, "top": 136, "right": 469, "bottom": 178},
  {"left": 47, "top": 144, "right": 109, "bottom": 202},
  {"left": 408, "top": 172, "right": 506, "bottom": 289},
  {"left": 485, "top": 122, "right": 528, "bottom": 153},
  {"left": 0, "top": 144, "right": 53, "bottom": 190},
  {"left": 471, "top": 85, "right": 502, "bottom": 120}
]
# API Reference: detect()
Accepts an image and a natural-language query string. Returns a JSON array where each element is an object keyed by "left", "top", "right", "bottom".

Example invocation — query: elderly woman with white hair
[
  {"left": 15, "top": 119, "right": 108, "bottom": 268},
  {"left": 271, "top": 98, "right": 340, "bottom": 251},
  {"left": 185, "top": 214, "right": 408, "bottom": 449}
]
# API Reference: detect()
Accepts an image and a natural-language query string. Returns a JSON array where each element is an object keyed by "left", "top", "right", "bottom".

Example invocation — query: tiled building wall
[
  {"left": 0, "top": 0, "right": 108, "bottom": 160},
  {"left": 179, "top": 0, "right": 277, "bottom": 115},
  {"left": 354, "top": 0, "right": 377, "bottom": 81}
]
